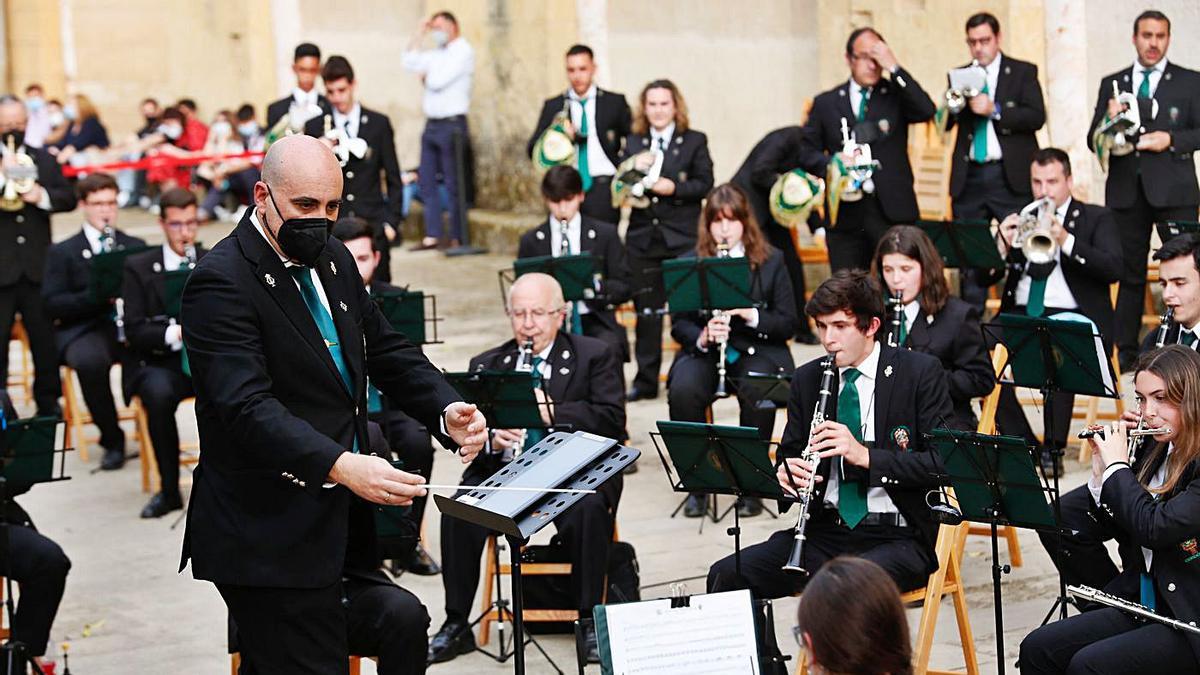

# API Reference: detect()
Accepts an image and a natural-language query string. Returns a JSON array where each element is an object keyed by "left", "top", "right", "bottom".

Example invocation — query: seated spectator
[
  {"left": 145, "top": 107, "right": 204, "bottom": 192},
  {"left": 23, "top": 83, "right": 51, "bottom": 148},
  {"left": 197, "top": 105, "right": 262, "bottom": 222},
  {"left": 175, "top": 98, "right": 209, "bottom": 149},
  {"left": 116, "top": 97, "right": 165, "bottom": 208},
  {"left": 51, "top": 93, "right": 109, "bottom": 164},
  {"left": 42, "top": 99, "right": 67, "bottom": 148}
]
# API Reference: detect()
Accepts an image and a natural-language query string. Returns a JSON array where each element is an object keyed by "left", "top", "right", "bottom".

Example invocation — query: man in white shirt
[
  {"left": 265, "top": 42, "right": 331, "bottom": 133},
  {"left": 403, "top": 11, "right": 475, "bottom": 251}
]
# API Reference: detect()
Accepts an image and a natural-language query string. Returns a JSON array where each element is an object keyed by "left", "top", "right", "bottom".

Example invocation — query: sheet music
[
  {"left": 604, "top": 590, "right": 760, "bottom": 675},
  {"left": 948, "top": 66, "right": 986, "bottom": 93}
]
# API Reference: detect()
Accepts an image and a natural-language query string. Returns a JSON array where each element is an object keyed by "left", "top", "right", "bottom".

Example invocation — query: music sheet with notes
[{"left": 598, "top": 590, "right": 760, "bottom": 675}]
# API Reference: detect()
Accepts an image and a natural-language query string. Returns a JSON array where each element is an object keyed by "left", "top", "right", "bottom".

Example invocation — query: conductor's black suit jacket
[{"left": 178, "top": 211, "right": 462, "bottom": 588}]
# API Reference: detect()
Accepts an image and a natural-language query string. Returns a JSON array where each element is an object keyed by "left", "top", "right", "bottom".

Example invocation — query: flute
[{"left": 1068, "top": 585, "right": 1200, "bottom": 636}]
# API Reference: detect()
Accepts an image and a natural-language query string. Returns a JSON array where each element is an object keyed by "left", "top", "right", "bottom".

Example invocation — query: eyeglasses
[
  {"left": 508, "top": 308, "right": 565, "bottom": 322},
  {"left": 84, "top": 200, "right": 119, "bottom": 208},
  {"left": 165, "top": 219, "right": 199, "bottom": 230}
]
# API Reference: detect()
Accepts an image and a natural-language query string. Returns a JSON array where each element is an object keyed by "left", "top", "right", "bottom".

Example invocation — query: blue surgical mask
[
  {"left": 48, "top": 111, "right": 64, "bottom": 127},
  {"left": 25, "top": 97, "right": 43, "bottom": 113},
  {"left": 237, "top": 121, "right": 258, "bottom": 137},
  {"left": 431, "top": 29, "right": 449, "bottom": 47},
  {"left": 210, "top": 121, "right": 232, "bottom": 138},
  {"left": 63, "top": 104, "right": 78, "bottom": 121}
]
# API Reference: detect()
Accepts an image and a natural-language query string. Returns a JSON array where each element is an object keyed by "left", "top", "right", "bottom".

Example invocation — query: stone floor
[{"left": 6, "top": 207, "right": 1124, "bottom": 674}]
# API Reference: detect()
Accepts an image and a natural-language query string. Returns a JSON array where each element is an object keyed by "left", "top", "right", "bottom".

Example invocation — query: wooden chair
[
  {"left": 135, "top": 396, "right": 200, "bottom": 493},
  {"left": 966, "top": 345, "right": 1023, "bottom": 567},
  {"left": 7, "top": 318, "right": 33, "bottom": 404},
  {"left": 0, "top": 577, "right": 9, "bottom": 640},
  {"left": 60, "top": 365, "right": 138, "bottom": 463},
  {"left": 230, "top": 653, "right": 360, "bottom": 674}
]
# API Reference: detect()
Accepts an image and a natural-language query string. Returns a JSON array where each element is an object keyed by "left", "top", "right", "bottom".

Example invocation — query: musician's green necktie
[
  {"left": 522, "top": 356, "right": 547, "bottom": 452},
  {"left": 973, "top": 81, "right": 990, "bottom": 162},
  {"left": 1026, "top": 277, "right": 1048, "bottom": 318},
  {"left": 857, "top": 89, "right": 869, "bottom": 122},
  {"left": 837, "top": 368, "right": 869, "bottom": 528},
  {"left": 577, "top": 98, "right": 592, "bottom": 192},
  {"left": 1137, "top": 68, "right": 1154, "bottom": 99},
  {"left": 1181, "top": 331, "right": 1198, "bottom": 349},
  {"left": 898, "top": 315, "right": 908, "bottom": 346}
]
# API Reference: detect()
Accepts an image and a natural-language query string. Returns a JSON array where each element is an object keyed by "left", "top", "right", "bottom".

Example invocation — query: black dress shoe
[
  {"left": 100, "top": 448, "right": 126, "bottom": 471},
  {"left": 736, "top": 497, "right": 763, "bottom": 518},
  {"left": 427, "top": 619, "right": 475, "bottom": 664},
  {"left": 683, "top": 493, "right": 707, "bottom": 518},
  {"left": 140, "top": 492, "right": 183, "bottom": 518},
  {"left": 406, "top": 545, "right": 441, "bottom": 576},
  {"left": 626, "top": 386, "right": 658, "bottom": 402}
]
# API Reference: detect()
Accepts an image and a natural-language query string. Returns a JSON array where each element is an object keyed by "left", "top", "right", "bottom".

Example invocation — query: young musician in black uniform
[
  {"left": 1021, "top": 345, "right": 1200, "bottom": 674},
  {"left": 428, "top": 273, "right": 625, "bottom": 664},
  {"left": 801, "top": 28, "right": 935, "bottom": 273},
  {"left": 332, "top": 216, "right": 441, "bottom": 576},
  {"left": 946, "top": 12, "right": 1045, "bottom": 308},
  {"left": 871, "top": 225, "right": 993, "bottom": 430},
  {"left": 121, "top": 188, "right": 206, "bottom": 518},
  {"left": 668, "top": 184, "right": 797, "bottom": 518},
  {"left": 0, "top": 97, "right": 76, "bottom": 418},
  {"left": 1088, "top": 11, "right": 1200, "bottom": 370},
  {"left": 987, "top": 148, "right": 1122, "bottom": 477},
  {"left": 620, "top": 79, "right": 714, "bottom": 401},
  {"left": 1143, "top": 234, "right": 1200, "bottom": 353},
  {"left": 527, "top": 44, "right": 631, "bottom": 224},
  {"left": 305, "top": 56, "right": 403, "bottom": 282},
  {"left": 42, "top": 173, "right": 146, "bottom": 471},
  {"left": 517, "top": 165, "right": 632, "bottom": 365},
  {"left": 265, "top": 42, "right": 330, "bottom": 132},
  {"left": 707, "top": 270, "right": 952, "bottom": 598}
]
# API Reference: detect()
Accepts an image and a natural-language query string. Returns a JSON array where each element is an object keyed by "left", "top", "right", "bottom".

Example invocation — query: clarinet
[
  {"left": 101, "top": 220, "right": 116, "bottom": 253},
  {"left": 1068, "top": 585, "right": 1200, "bottom": 636},
  {"left": 184, "top": 244, "right": 198, "bottom": 268},
  {"left": 713, "top": 239, "right": 733, "bottom": 399},
  {"left": 782, "top": 354, "right": 837, "bottom": 574},
  {"left": 511, "top": 339, "right": 535, "bottom": 455},
  {"left": 886, "top": 290, "right": 904, "bottom": 348},
  {"left": 1155, "top": 306, "right": 1175, "bottom": 349},
  {"left": 115, "top": 297, "right": 127, "bottom": 344}
]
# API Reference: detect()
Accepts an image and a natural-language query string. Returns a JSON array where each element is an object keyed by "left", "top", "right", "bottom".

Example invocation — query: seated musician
[
  {"left": 1020, "top": 345, "right": 1200, "bottom": 674},
  {"left": 42, "top": 172, "right": 147, "bottom": 471},
  {"left": 707, "top": 270, "right": 952, "bottom": 598},
  {"left": 120, "top": 188, "right": 204, "bottom": 518},
  {"left": 986, "top": 147, "right": 1121, "bottom": 478},
  {"left": 669, "top": 183, "right": 797, "bottom": 519},
  {"left": 1142, "top": 233, "right": 1200, "bottom": 353},
  {"left": 871, "top": 225, "right": 993, "bottom": 429},
  {"left": 428, "top": 272, "right": 625, "bottom": 665},
  {"left": 517, "top": 165, "right": 633, "bottom": 367},
  {"left": 332, "top": 216, "right": 441, "bottom": 576}
]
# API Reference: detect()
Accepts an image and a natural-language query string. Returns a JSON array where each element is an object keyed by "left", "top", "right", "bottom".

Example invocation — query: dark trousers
[
  {"left": 377, "top": 410, "right": 435, "bottom": 528},
  {"left": 62, "top": 328, "right": 125, "bottom": 453},
  {"left": 628, "top": 235, "right": 677, "bottom": 393},
  {"left": 706, "top": 514, "right": 934, "bottom": 599},
  {"left": 200, "top": 167, "right": 259, "bottom": 214},
  {"left": 0, "top": 278, "right": 62, "bottom": 413},
  {"left": 1019, "top": 606, "right": 1197, "bottom": 674},
  {"left": 1036, "top": 485, "right": 1123, "bottom": 590},
  {"left": 667, "top": 350, "right": 778, "bottom": 438},
  {"left": 1112, "top": 178, "right": 1198, "bottom": 362},
  {"left": 763, "top": 221, "right": 808, "bottom": 334},
  {"left": 580, "top": 312, "right": 629, "bottom": 366},
  {"left": 827, "top": 194, "right": 892, "bottom": 273},
  {"left": 991, "top": 306, "right": 1079, "bottom": 451},
  {"left": 440, "top": 460, "right": 620, "bottom": 622},
  {"left": 344, "top": 576, "right": 431, "bottom": 675},
  {"left": 418, "top": 116, "right": 468, "bottom": 242},
  {"left": 5, "top": 524, "right": 70, "bottom": 657},
  {"left": 952, "top": 161, "right": 1031, "bottom": 309},
  {"left": 135, "top": 365, "right": 193, "bottom": 498},
  {"left": 581, "top": 175, "right": 618, "bottom": 225}
]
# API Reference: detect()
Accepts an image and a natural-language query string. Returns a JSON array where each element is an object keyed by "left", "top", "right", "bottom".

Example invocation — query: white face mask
[
  {"left": 210, "top": 121, "right": 232, "bottom": 138},
  {"left": 63, "top": 104, "right": 78, "bottom": 121},
  {"left": 237, "top": 122, "right": 258, "bottom": 137},
  {"left": 48, "top": 111, "right": 65, "bottom": 127},
  {"left": 431, "top": 29, "right": 449, "bottom": 47},
  {"left": 160, "top": 124, "right": 182, "bottom": 140}
]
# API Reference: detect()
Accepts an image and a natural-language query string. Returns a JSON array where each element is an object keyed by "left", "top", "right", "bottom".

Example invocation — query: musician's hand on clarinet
[
  {"left": 633, "top": 153, "right": 655, "bottom": 172},
  {"left": 704, "top": 314, "right": 731, "bottom": 344},
  {"left": 811, "top": 420, "right": 870, "bottom": 468},
  {"left": 777, "top": 457, "right": 821, "bottom": 496},
  {"left": 491, "top": 428, "right": 522, "bottom": 451},
  {"left": 445, "top": 402, "right": 488, "bottom": 464},
  {"left": 328, "top": 452, "right": 426, "bottom": 506}
]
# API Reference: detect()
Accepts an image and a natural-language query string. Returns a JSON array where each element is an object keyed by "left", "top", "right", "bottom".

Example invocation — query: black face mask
[
  {"left": 264, "top": 186, "right": 331, "bottom": 267},
  {"left": 2, "top": 130, "right": 25, "bottom": 149}
]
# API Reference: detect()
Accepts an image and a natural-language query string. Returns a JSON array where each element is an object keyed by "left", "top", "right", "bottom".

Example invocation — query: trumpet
[
  {"left": 886, "top": 290, "right": 905, "bottom": 348},
  {"left": 783, "top": 354, "right": 836, "bottom": 575},
  {"left": 834, "top": 117, "right": 879, "bottom": 202},
  {"left": 944, "top": 59, "right": 981, "bottom": 115},
  {"left": 713, "top": 239, "right": 732, "bottom": 399},
  {"left": 1097, "top": 80, "right": 1140, "bottom": 158},
  {"left": 0, "top": 134, "right": 37, "bottom": 212},
  {"left": 1012, "top": 196, "right": 1057, "bottom": 265},
  {"left": 1155, "top": 306, "right": 1175, "bottom": 349}
]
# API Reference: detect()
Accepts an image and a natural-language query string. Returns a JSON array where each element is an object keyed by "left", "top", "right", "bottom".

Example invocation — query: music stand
[
  {"left": 1159, "top": 219, "right": 1200, "bottom": 242},
  {"left": 443, "top": 370, "right": 552, "bottom": 431},
  {"left": 435, "top": 431, "right": 640, "bottom": 675},
  {"left": 917, "top": 219, "right": 1004, "bottom": 271},
  {"left": 0, "top": 416, "right": 71, "bottom": 675},
  {"left": 505, "top": 254, "right": 603, "bottom": 304},
  {"left": 373, "top": 287, "right": 443, "bottom": 345},
  {"left": 652, "top": 421, "right": 783, "bottom": 575},
  {"left": 733, "top": 371, "right": 792, "bottom": 410},
  {"left": 88, "top": 245, "right": 154, "bottom": 302},
  {"left": 929, "top": 428, "right": 1057, "bottom": 675},
  {"left": 661, "top": 256, "right": 754, "bottom": 313}
]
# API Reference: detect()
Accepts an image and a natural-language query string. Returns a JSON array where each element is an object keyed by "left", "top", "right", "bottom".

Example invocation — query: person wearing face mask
[
  {"left": 50, "top": 93, "right": 109, "bottom": 165},
  {"left": 22, "top": 83, "right": 51, "bottom": 148},
  {"left": 428, "top": 272, "right": 625, "bottom": 664},
  {"left": 870, "top": 225, "right": 993, "bottom": 430},
  {"left": 620, "top": 79, "right": 715, "bottom": 402},
  {"left": 199, "top": 104, "right": 265, "bottom": 224},
  {"left": 667, "top": 184, "right": 797, "bottom": 519},
  {"left": 42, "top": 100, "right": 67, "bottom": 148},
  {"left": 119, "top": 188, "right": 207, "bottom": 518},
  {"left": 145, "top": 106, "right": 204, "bottom": 191},
  {"left": 402, "top": 11, "right": 475, "bottom": 251},
  {"left": 178, "top": 134, "right": 487, "bottom": 672},
  {"left": 0, "top": 96, "right": 76, "bottom": 421},
  {"left": 1020, "top": 345, "right": 1200, "bottom": 674},
  {"left": 174, "top": 98, "right": 209, "bottom": 150},
  {"left": 800, "top": 27, "right": 935, "bottom": 273}
]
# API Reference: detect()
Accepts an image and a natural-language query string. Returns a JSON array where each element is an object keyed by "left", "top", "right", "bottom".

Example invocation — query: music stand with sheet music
[
  {"left": 504, "top": 254, "right": 603, "bottom": 304},
  {"left": 88, "top": 245, "right": 154, "bottom": 302},
  {"left": 652, "top": 421, "right": 784, "bottom": 574},
  {"left": 374, "top": 287, "right": 443, "bottom": 345},
  {"left": 929, "top": 428, "right": 1057, "bottom": 675},
  {"left": 661, "top": 256, "right": 754, "bottom": 314},
  {"left": 0, "top": 415, "right": 71, "bottom": 675},
  {"left": 434, "top": 431, "right": 640, "bottom": 675},
  {"left": 443, "top": 370, "right": 553, "bottom": 432},
  {"left": 733, "top": 371, "right": 792, "bottom": 410},
  {"left": 917, "top": 219, "right": 1004, "bottom": 271}
]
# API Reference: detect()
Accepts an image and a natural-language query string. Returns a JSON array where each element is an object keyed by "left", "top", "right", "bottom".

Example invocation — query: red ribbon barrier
[{"left": 61, "top": 150, "right": 266, "bottom": 177}]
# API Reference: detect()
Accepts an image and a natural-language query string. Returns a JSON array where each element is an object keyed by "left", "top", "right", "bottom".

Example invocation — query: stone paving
[{"left": 5, "top": 207, "right": 1120, "bottom": 674}]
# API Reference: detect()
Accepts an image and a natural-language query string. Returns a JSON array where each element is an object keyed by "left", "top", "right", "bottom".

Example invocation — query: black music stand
[
  {"left": 435, "top": 431, "right": 640, "bottom": 675},
  {"left": 652, "top": 421, "right": 783, "bottom": 574},
  {"left": 503, "top": 254, "right": 603, "bottom": 304},
  {"left": 733, "top": 371, "right": 792, "bottom": 410},
  {"left": 929, "top": 428, "right": 1058, "bottom": 675},
  {"left": 0, "top": 416, "right": 71, "bottom": 675},
  {"left": 917, "top": 219, "right": 1004, "bottom": 271},
  {"left": 661, "top": 256, "right": 754, "bottom": 313},
  {"left": 373, "top": 287, "right": 443, "bottom": 345},
  {"left": 443, "top": 370, "right": 552, "bottom": 432},
  {"left": 88, "top": 245, "right": 154, "bottom": 302}
]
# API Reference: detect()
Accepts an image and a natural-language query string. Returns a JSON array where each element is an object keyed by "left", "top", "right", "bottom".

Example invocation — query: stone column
[
  {"left": 576, "top": 0, "right": 609, "bottom": 86},
  {"left": 269, "top": 0, "right": 304, "bottom": 96},
  {"left": 1043, "top": 0, "right": 1095, "bottom": 200},
  {"left": 58, "top": 0, "right": 77, "bottom": 92}
]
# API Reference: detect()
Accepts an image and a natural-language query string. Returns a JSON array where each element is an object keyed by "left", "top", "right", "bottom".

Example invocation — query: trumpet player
[
  {"left": 431, "top": 273, "right": 625, "bottom": 664},
  {"left": 989, "top": 148, "right": 1122, "bottom": 477},
  {"left": 666, "top": 185, "right": 797, "bottom": 519},
  {"left": 799, "top": 27, "right": 935, "bottom": 272},
  {"left": 946, "top": 12, "right": 1045, "bottom": 309},
  {"left": 706, "top": 270, "right": 951, "bottom": 599},
  {"left": 0, "top": 95, "right": 75, "bottom": 419},
  {"left": 1022, "top": 345, "right": 1200, "bottom": 674},
  {"left": 1143, "top": 234, "right": 1200, "bottom": 353},
  {"left": 1087, "top": 10, "right": 1200, "bottom": 372},
  {"left": 42, "top": 173, "right": 146, "bottom": 471}
]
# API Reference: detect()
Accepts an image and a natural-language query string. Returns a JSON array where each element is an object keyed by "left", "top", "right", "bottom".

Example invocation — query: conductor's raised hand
[
  {"left": 777, "top": 456, "right": 820, "bottom": 496},
  {"left": 810, "top": 420, "right": 870, "bottom": 468},
  {"left": 328, "top": 453, "right": 426, "bottom": 506},
  {"left": 445, "top": 402, "right": 488, "bottom": 463}
]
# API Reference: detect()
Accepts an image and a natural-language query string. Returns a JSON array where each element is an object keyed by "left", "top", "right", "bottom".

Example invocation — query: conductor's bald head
[{"left": 254, "top": 135, "right": 344, "bottom": 263}]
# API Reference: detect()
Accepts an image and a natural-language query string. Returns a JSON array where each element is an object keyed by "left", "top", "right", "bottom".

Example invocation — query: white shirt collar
[
  {"left": 1134, "top": 57, "right": 1168, "bottom": 76},
  {"left": 903, "top": 299, "right": 921, "bottom": 323},
  {"left": 162, "top": 243, "right": 188, "bottom": 271},
  {"left": 568, "top": 84, "right": 597, "bottom": 102},
  {"left": 650, "top": 122, "right": 675, "bottom": 148},
  {"left": 849, "top": 78, "right": 872, "bottom": 99},
  {"left": 983, "top": 53, "right": 1002, "bottom": 77},
  {"left": 841, "top": 340, "right": 881, "bottom": 381},
  {"left": 82, "top": 222, "right": 105, "bottom": 253},
  {"left": 250, "top": 209, "right": 292, "bottom": 266},
  {"left": 549, "top": 211, "right": 582, "bottom": 233},
  {"left": 1054, "top": 197, "right": 1072, "bottom": 221},
  {"left": 333, "top": 102, "right": 361, "bottom": 128},
  {"left": 292, "top": 87, "right": 318, "bottom": 106}
]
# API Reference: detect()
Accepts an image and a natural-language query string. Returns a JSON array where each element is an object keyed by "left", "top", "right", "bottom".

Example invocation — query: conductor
[{"left": 178, "top": 135, "right": 487, "bottom": 674}]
